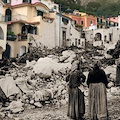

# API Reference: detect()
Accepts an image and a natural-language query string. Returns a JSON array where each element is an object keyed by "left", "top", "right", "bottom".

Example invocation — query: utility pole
[{"left": 59, "top": 3, "right": 61, "bottom": 47}]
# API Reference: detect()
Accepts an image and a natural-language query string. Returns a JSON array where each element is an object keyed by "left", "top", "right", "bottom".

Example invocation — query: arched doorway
[
  {"left": 20, "top": 46, "right": 26, "bottom": 56},
  {"left": 95, "top": 33, "right": 102, "bottom": 41},
  {"left": 2, "top": 43, "right": 11, "bottom": 59},
  {"left": 5, "top": 9, "right": 12, "bottom": 22},
  {"left": 0, "top": 27, "right": 4, "bottom": 40}
]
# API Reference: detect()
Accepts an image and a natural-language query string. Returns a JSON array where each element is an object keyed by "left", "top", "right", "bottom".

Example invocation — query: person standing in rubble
[
  {"left": 66, "top": 60, "right": 86, "bottom": 120},
  {"left": 87, "top": 62, "right": 109, "bottom": 120},
  {"left": 115, "top": 58, "right": 120, "bottom": 86}
]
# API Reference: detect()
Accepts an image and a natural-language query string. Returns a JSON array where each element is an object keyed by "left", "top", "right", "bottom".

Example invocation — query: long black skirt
[{"left": 67, "top": 87, "right": 85, "bottom": 119}]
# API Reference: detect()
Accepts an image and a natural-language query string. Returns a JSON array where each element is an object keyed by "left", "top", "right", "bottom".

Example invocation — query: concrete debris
[
  {"left": 0, "top": 45, "right": 119, "bottom": 119},
  {"left": 6, "top": 101, "right": 24, "bottom": 113},
  {"left": 34, "top": 102, "right": 43, "bottom": 108}
]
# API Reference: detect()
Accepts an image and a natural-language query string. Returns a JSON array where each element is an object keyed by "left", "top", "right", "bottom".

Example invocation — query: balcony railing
[
  {"left": 18, "top": 34, "right": 27, "bottom": 41},
  {"left": 7, "top": 35, "right": 17, "bottom": 41},
  {"left": 0, "top": 14, "right": 27, "bottom": 22}
]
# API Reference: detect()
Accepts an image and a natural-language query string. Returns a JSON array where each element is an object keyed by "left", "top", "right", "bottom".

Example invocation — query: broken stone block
[
  {"left": 34, "top": 102, "right": 42, "bottom": 108},
  {"left": 0, "top": 112, "right": 5, "bottom": 118},
  {"left": 25, "top": 99, "right": 29, "bottom": 104},
  {"left": 45, "top": 101, "right": 51, "bottom": 104},
  {"left": 6, "top": 101, "right": 24, "bottom": 114},
  {"left": 107, "top": 82, "right": 115, "bottom": 88},
  {"left": 65, "top": 97, "right": 68, "bottom": 102},
  {"left": 30, "top": 100, "right": 34, "bottom": 104},
  {"left": 60, "top": 99, "right": 66, "bottom": 105},
  {"left": 111, "top": 87, "right": 119, "bottom": 93},
  {"left": 61, "top": 90, "right": 66, "bottom": 95},
  {"left": 7, "top": 113, "right": 13, "bottom": 119}
]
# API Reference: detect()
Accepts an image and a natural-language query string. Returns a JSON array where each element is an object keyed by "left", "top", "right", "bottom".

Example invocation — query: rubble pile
[
  {"left": 107, "top": 40, "right": 120, "bottom": 59},
  {"left": 0, "top": 44, "right": 119, "bottom": 119}
]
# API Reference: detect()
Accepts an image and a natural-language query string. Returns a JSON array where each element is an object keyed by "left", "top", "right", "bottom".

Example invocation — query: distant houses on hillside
[{"left": 0, "top": 0, "right": 119, "bottom": 59}]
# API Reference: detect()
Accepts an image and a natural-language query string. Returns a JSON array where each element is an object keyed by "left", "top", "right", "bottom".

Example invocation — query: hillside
[
  {"left": 53, "top": 0, "right": 120, "bottom": 17},
  {"left": 80, "top": 0, "right": 119, "bottom": 6}
]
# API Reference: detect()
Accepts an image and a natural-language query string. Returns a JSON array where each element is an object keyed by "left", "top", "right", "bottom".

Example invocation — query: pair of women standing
[{"left": 66, "top": 61, "right": 109, "bottom": 120}]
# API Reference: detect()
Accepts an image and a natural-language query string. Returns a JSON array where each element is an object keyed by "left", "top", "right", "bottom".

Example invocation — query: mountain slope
[{"left": 53, "top": 0, "right": 120, "bottom": 17}]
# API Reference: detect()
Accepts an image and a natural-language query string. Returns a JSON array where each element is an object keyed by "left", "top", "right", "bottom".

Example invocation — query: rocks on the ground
[
  {"left": 34, "top": 102, "right": 42, "bottom": 108},
  {"left": 0, "top": 112, "right": 5, "bottom": 118},
  {"left": 110, "top": 87, "right": 120, "bottom": 94},
  {"left": 0, "top": 45, "right": 120, "bottom": 117}
]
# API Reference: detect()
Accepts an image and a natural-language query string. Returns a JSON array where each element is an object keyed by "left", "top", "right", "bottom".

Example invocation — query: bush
[{"left": 7, "top": 30, "right": 16, "bottom": 36}]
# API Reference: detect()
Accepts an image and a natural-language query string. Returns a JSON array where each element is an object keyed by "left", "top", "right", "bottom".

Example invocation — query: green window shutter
[
  {"left": 23, "top": 0, "right": 26, "bottom": 2},
  {"left": 4, "top": 0, "right": 7, "bottom": 3},
  {"left": 35, "top": 27, "right": 37, "bottom": 34}
]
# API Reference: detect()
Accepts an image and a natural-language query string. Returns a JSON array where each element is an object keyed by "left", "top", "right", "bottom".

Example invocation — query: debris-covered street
[{"left": 0, "top": 45, "right": 120, "bottom": 120}]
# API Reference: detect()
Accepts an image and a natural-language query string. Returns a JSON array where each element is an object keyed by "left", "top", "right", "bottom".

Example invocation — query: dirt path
[{"left": 3, "top": 92, "right": 120, "bottom": 120}]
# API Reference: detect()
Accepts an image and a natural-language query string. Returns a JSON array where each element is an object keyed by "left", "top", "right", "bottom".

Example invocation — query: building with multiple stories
[
  {"left": 85, "top": 14, "right": 120, "bottom": 49},
  {"left": 0, "top": 0, "right": 83, "bottom": 58},
  {"left": 0, "top": 0, "right": 120, "bottom": 59},
  {"left": 66, "top": 10, "right": 118, "bottom": 30},
  {"left": 66, "top": 10, "right": 97, "bottom": 29},
  {"left": 0, "top": 0, "right": 7, "bottom": 59},
  {"left": 97, "top": 17, "right": 118, "bottom": 29}
]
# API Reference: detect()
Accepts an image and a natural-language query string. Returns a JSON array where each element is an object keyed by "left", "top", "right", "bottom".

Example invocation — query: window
[
  {"left": 106, "top": 21, "right": 108, "bottom": 26},
  {"left": 54, "top": 6, "right": 57, "bottom": 9},
  {"left": 37, "top": 11, "right": 43, "bottom": 16},
  {"left": 100, "top": 19, "right": 102, "bottom": 23},
  {"left": 104, "top": 35, "right": 107, "bottom": 42},
  {"left": 81, "top": 21, "right": 83, "bottom": 25},
  {"left": 75, "top": 39, "right": 77, "bottom": 46},
  {"left": 97, "top": 25, "right": 99, "bottom": 29},
  {"left": 23, "top": 0, "right": 32, "bottom": 3},
  {"left": 5, "top": 9, "right": 12, "bottom": 22},
  {"left": 114, "top": 23, "right": 116, "bottom": 26},
  {"left": 62, "top": 18, "right": 69, "bottom": 25},
  {"left": 90, "top": 21, "right": 93, "bottom": 25},
  {"left": 97, "top": 18, "right": 99, "bottom": 23},
  {"left": 78, "top": 39, "right": 80, "bottom": 45},
  {"left": 109, "top": 21, "right": 111, "bottom": 26},
  {"left": 109, "top": 34, "right": 112, "bottom": 42},
  {"left": 4, "top": 0, "right": 10, "bottom": 3},
  {"left": 74, "top": 20, "right": 77, "bottom": 24}
]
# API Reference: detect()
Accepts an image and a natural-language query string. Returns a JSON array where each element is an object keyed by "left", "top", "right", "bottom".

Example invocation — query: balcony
[
  {"left": 43, "top": 12, "right": 56, "bottom": 19},
  {"left": 7, "top": 30, "right": 17, "bottom": 41},
  {"left": 18, "top": 34, "right": 27, "bottom": 41},
  {"left": 97, "top": 21, "right": 105, "bottom": 25},
  {"left": 7, "top": 35, "right": 17, "bottom": 41},
  {"left": 0, "top": 14, "right": 27, "bottom": 22}
]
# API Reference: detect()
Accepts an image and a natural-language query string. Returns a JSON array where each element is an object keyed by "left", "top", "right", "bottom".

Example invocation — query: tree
[{"left": 87, "top": 2, "right": 101, "bottom": 12}]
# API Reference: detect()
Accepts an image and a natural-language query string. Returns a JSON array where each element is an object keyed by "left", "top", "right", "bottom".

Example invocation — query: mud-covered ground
[{"left": 3, "top": 91, "right": 120, "bottom": 120}]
